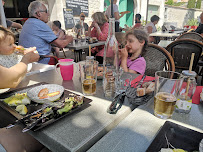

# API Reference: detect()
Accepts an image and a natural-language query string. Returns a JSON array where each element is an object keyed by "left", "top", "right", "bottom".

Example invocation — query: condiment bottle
[{"left": 175, "top": 70, "right": 197, "bottom": 114}]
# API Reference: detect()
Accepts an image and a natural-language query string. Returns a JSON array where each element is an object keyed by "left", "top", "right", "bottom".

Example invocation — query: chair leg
[{"left": 62, "top": 48, "right": 66, "bottom": 58}]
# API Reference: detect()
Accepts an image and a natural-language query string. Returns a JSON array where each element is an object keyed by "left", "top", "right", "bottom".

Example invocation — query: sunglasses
[{"left": 80, "top": 16, "right": 85, "bottom": 17}]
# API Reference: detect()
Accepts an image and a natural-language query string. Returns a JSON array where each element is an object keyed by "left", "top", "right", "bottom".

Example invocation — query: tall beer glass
[
  {"left": 79, "top": 60, "right": 98, "bottom": 95},
  {"left": 154, "top": 71, "right": 182, "bottom": 119}
]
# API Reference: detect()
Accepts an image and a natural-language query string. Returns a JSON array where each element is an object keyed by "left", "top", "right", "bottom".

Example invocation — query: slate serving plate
[
  {"left": 0, "top": 82, "right": 92, "bottom": 131},
  {"left": 146, "top": 121, "right": 203, "bottom": 152}
]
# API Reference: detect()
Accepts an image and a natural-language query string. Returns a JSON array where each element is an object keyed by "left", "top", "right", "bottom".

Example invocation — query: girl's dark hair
[
  {"left": 151, "top": 15, "right": 160, "bottom": 22},
  {"left": 53, "top": 20, "right": 61, "bottom": 29},
  {"left": 125, "top": 29, "right": 148, "bottom": 56}
]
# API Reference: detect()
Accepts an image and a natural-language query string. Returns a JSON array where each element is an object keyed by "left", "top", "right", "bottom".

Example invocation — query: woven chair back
[{"left": 143, "top": 43, "right": 175, "bottom": 76}]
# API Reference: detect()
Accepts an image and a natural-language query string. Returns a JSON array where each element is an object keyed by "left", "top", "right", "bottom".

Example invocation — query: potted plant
[{"left": 184, "top": 18, "right": 199, "bottom": 30}]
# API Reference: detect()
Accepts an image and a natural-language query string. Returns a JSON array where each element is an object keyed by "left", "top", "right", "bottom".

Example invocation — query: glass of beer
[
  {"left": 79, "top": 60, "right": 98, "bottom": 95},
  {"left": 154, "top": 71, "right": 182, "bottom": 119}
]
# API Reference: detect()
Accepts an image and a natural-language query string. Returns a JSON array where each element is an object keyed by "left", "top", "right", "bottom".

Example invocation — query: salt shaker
[{"left": 175, "top": 70, "right": 197, "bottom": 114}]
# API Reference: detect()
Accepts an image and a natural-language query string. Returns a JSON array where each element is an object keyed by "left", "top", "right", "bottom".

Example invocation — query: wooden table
[
  {"left": 0, "top": 64, "right": 135, "bottom": 152},
  {"left": 66, "top": 41, "right": 105, "bottom": 62}
]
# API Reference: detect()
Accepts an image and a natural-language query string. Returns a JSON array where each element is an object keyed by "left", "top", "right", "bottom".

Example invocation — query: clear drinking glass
[
  {"left": 116, "top": 73, "right": 132, "bottom": 95},
  {"left": 154, "top": 71, "right": 182, "bottom": 119},
  {"left": 79, "top": 60, "right": 98, "bottom": 95}
]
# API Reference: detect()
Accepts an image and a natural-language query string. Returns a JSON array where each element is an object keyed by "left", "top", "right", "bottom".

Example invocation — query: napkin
[
  {"left": 192, "top": 86, "right": 203, "bottom": 105},
  {"left": 131, "top": 75, "right": 155, "bottom": 88}
]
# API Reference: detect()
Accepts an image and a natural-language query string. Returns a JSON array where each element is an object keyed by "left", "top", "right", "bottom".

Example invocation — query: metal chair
[
  {"left": 166, "top": 39, "right": 203, "bottom": 73},
  {"left": 176, "top": 32, "right": 203, "bottom": 42},
  {"left": 143, "top": 43, "right": 175, "bottom": 77}
]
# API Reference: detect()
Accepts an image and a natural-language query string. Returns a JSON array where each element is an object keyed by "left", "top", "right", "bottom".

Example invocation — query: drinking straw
[
  {"left": 185, "top": 53, "right": 195, "bottom": 100},
  {"left": 89, "top": 45, "right": 91, "bottom": 56}
]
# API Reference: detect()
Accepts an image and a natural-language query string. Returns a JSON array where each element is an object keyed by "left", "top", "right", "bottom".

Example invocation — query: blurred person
[
  {"left": 2, "top": 0, "right": 22, "bottom": 29},
  {"left": 19, "top": 1, "right": 73, "bottom": 64},
  {"left": 144, "top": 15, "right": 160, "bottom": 43},
  {"left": 75, "top": 12, "right": 89, "bottom": 32},
  {"left": 132, "top": 14, "right": 142, "bottom": 30},
  {"left": 119, "top": 29, "right": 148, "bottom": 74},
  {"left": 195, "top": 12, "right": 203, "bottom": 35},
  {"left": 87, "top": 12, "right": 109, "bottom": 64},
  {"left": 105, "top": 0, "right": 130, "bottom": 32},
  {"left": 52, "top": 20, "right": 66, "bottom": 58}
]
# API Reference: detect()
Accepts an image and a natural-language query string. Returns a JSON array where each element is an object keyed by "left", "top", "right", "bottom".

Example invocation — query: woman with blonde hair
[{"left": 88, "top": 12, "right": 109, "bottom": 64}]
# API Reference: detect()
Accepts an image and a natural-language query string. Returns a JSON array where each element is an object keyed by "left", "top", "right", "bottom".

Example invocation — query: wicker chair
[
  {"left": 166, "top": 39, "right": 203, "bottom": 73},
  {"left": 176, "top": 32, "right": 203, "bottom": 42},
  {"left": 143, "top": 43, "right": 175, "bottom": 76}
]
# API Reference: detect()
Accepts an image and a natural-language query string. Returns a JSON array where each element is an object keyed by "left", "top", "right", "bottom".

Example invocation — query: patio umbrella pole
[{"left": 0, "top": 0, "right": 7, "bottom": 28}]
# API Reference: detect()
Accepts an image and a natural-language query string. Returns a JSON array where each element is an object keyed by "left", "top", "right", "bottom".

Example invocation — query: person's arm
[
  {"left": 95, "top": 23, "right": 108, "bottom": 41},
  {"left": 0, "top": 48, "right": 39, "bottom": 89},
  {"left": 120, "top": 48, "right": 137, "bottom": 74},
  {"left": 11, "top": 22, "right": 22, "bottom": 29},
  {"left": 51, "top": 35, "right": 73, "bottom": 48},
  {"left": 114, "top": 12, "right": 125, "bottom": 20},
  {"left": 57, "top": 30, "right": 65, "bottom": 40},
  {"left": 147, "top": 26, "right": 153, "bottom": 34}
]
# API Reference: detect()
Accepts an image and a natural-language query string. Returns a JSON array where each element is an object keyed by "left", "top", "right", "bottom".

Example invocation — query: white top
[
  {"left": 144, "top": 22, "right": 157, "bottom": 33},
  {"left": 105, "top": 4, "right": 119, "bottom": 22}
]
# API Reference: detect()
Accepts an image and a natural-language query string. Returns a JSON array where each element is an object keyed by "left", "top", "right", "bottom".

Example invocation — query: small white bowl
[{"left": 27, "top": 84, "right": 64, "bottom": 104}]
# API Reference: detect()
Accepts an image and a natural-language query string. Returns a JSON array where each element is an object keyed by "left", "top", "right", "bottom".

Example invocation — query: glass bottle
[
  {"left": 103, "top": 18, "right": 119, "bottom": 98},
  {"left": 175, "top": 70, "right": 197, "bottom": 114}
]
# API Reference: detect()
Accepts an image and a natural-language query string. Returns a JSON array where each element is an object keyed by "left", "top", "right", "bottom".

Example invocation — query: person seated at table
[
  {"left": 87, "top": 12, "right": 109, "bottom": 64},
  {"left": 52, "top": 20, "right": 66, "bottom": 58},
  {"left": 132, "top": 14, "right": 142, "bottom": 30},
  {"left": 0, "top": 25, "right": 37, "bottom": 69},
  {"left": 119, "top": 29, "right": 148, "bottom": 74},
  {"left": 144, "top": 15, "right": 160, "bottom": 43},
  {"left": 19, "top": 1, "right": 73, "bottom": 64},
  {"left": 75, "top": 12, "right": 89, "bottom": 33},
  {"left": 195, "top": 12, "right": 203, "bottom": 35},
  {"left": 0, "top": 26, "right": 45, "bottom": 152}
]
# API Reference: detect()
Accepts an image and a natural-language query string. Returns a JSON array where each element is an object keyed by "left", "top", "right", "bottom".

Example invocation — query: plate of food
[
  {"left": 146, "top": 121, "right": 203, "bottom": 152},
  {"left": 27, "top": 84, "right": 64, "bottom": 104},
  {"left": 0, "top": 82, "right": 92, "bottom": 131},
  {"left": 88, "top": 37, "right": 98, "bottom": 44}
]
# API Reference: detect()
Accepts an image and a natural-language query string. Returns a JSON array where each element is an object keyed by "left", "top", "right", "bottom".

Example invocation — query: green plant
[
  {"left": 187, "top": 18, "right": 199, "bottom": 26},
  {"left": 187, "top": 0, "right": 196, "bottom": 8},
  {"left": 173, "top": 2, "right": 186, "bottom": 6},
  {"left": 196, "top": 0, "right": 201, "bottom": 9},
  {"left": 165, "top": 0, "right": 174, "bottom": 5}
]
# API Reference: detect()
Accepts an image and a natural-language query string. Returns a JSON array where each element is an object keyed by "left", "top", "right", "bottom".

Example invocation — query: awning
[{"left": 0, "top": 0, "right": 7, "bottom": 27}]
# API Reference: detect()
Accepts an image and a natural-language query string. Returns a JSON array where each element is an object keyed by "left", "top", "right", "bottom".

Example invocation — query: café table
[
  {"left": 0, "top": 63, "right": 135, "bottom": 152},
  {"left": 158, "top": 40, "right": 173, "bottom": 48},
  {"left": 66, "top": 41, "right": 106, "bottom": 62},
  {"left": 88, "top": 91, "right": 203, "bottom": 151},
  {"left": 149, "top": 30, "right": 183, "bottom": 40}
]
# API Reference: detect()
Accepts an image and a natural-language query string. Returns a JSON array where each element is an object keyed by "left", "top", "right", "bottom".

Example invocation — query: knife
[
  {"left": 6, "top": 104, "right": 50, "bottom": 129},
  {"left": 22, "top": 109, "right": 53, "bottom": 133}
]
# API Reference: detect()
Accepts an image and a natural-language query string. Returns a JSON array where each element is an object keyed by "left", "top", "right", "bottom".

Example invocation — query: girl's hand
[{"left": 120, "top": 48, "right": 128, "bottom": 59}]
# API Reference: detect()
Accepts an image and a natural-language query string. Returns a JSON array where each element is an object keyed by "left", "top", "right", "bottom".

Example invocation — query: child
[
  {"left": 119, "top": 29, "right": 148, "bottom": 74},
  {"left": 52, "top": 20, "right": 66, "bottom": 58},
  {"left": 0, "top": 26, "right": 36, "bottom": 68}
]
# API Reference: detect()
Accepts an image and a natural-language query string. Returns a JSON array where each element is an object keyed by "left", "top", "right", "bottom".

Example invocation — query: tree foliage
[
  {"left": 187, "top": 0, "right": 196, "bottom": 8},
  {"left": 165, "top": 0, "right": 174, "bottom": 5},
  {"left": 196, "top": 0, "right": 201, "bottom": 9}
]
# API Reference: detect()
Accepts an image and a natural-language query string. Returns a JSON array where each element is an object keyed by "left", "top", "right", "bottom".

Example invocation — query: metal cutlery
[{"left": 22, "top": 110, "right": 53, "bottom": 132}]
